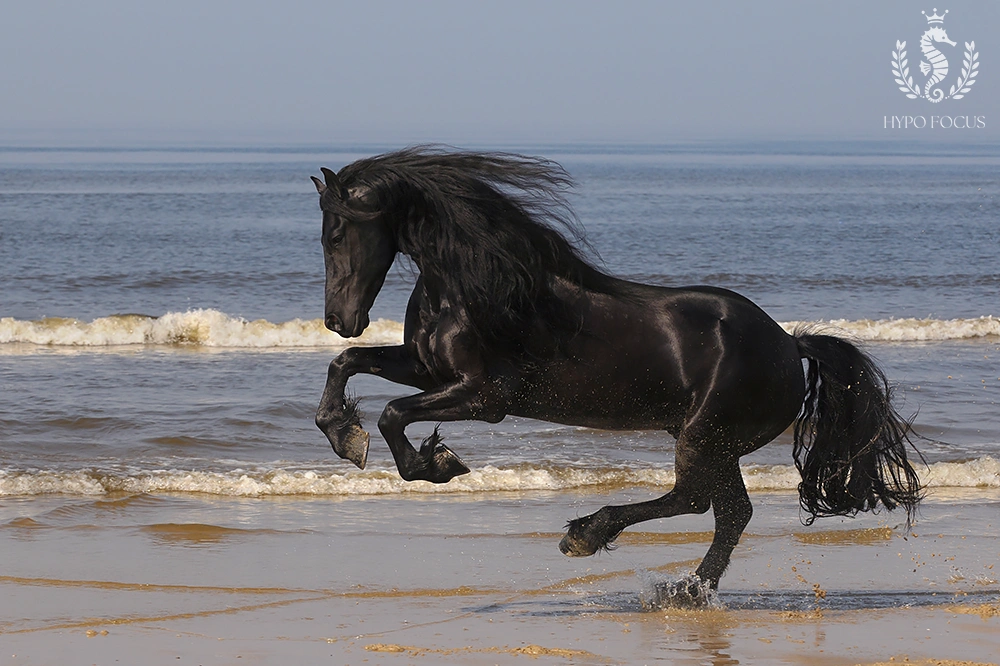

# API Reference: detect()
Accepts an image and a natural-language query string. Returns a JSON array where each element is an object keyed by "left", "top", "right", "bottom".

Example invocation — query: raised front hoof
[
  {"left": 333, "top": 424, "right": 370, "bottom": 470},
  {"left": 413, "top": 430, "right": 470, "bottom": 484},
  {"left": 643, "top": 576, "right": 715, "bottom": 611}
]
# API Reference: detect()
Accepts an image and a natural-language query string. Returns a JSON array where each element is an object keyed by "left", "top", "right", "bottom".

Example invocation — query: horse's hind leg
[
  {"left": 694, "top": 459, "right": 752, "bottom": 589},
  {"left": 558, "top": 486, "right": 711, "bottom": 557},
  {"left": 648, "top": 459, "right": 752, "bottom": 605},
  {"left": 560, "top": 444, "right": 753, "bottom": 591},
  {"left": 559, "top": 439, "right": 713, "bottom": 557}
]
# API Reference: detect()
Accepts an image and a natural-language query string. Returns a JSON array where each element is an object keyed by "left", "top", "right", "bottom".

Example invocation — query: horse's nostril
[{"left": 325, "top": 314, "right": 342, "bottom": 332}]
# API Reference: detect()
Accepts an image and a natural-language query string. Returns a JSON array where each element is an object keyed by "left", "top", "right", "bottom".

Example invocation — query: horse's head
[
  {"left": 311, "top": 167, "right": 396, "bottom": 338},
  {"left": 926, "top": 26, "right": 957, "bottom": 47}
]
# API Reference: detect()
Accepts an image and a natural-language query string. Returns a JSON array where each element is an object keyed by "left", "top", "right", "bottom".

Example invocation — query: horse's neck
[{"left": 412, "top": 267, "right": 458, "bottom": 311}]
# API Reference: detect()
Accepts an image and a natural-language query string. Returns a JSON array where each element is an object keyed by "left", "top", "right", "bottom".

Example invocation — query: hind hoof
[
  {"left": 335, "top": 424, "right": 370, "bottom": 469},
  {"left": 559, "top": 511, "right": 616, "bottom": 557},
  {"left": 558, "top": 533, "right": 597, "bottom": 557},
  {"left": 645, "top": 577, "right": 713, "bottom": 610}
]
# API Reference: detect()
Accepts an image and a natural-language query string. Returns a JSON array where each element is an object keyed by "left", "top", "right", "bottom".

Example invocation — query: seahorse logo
[{"left": 891, "top": 8, "right": 979, "bottom": 102}]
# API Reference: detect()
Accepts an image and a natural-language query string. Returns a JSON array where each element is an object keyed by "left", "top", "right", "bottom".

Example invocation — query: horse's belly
[{"left": 506, "top": 363, "right": 687, "bottom": 431}]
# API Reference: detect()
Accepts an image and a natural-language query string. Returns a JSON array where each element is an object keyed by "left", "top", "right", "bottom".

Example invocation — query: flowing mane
[{"left": 332, "top": 146, "right": 625, "bottom": 347}]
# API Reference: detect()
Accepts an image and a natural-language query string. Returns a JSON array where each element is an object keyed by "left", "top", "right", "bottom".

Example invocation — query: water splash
[{"left": 637, "top": 571, "right": 720, "bottom": 611}]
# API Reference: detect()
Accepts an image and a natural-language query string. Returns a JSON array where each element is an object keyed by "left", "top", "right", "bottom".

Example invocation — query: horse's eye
[
  {"left": 322, "top": 223, "right": 344, "bottom": 248},
  {"left": 322, "top": 212, "right": 346, "bottom": 247}
]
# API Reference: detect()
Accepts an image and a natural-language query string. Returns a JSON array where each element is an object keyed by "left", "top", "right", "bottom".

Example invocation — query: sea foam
[
  {"left": 1, "top": 457, "right": 997, "bottom": 497},
  {"left": 0, "top": 310, "right": 403, "bottom": 349},
  {"left": 1, "top": 311, "right": 997, "bottom": 350},
  {"left": 779, "top": 316, "right": 1000, "bottom": 342}
]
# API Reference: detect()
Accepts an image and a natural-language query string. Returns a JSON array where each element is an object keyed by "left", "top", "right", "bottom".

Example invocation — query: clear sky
[{"left": 1, "top": 0, "right": 997, "bottom": 145}]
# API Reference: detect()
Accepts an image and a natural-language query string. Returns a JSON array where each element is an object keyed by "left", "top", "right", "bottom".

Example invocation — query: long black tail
[{"left": 793, "top": 331, "right": 923, "bottom": 526}]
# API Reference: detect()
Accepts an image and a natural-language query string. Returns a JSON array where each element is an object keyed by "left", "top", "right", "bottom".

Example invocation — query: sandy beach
[{"left": 3, "top": 487, "right": 998, "bottom": 665}]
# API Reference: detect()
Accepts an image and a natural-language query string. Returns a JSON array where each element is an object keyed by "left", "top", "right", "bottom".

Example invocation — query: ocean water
[
  {"left": 3, "top": 144, "right": 1000, "bottom": 650},
  {"left": 1, "top": 143, "right": 997, "bottom": 501}
]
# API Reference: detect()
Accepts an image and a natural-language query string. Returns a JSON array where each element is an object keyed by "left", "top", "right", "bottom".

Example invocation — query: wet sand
[{"left": 2, "top": 488, "right": 998, "bottom": 665}]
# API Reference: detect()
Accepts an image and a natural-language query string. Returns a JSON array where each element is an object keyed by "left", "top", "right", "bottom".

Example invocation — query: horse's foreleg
[
  {"left": 377, "top": 379, "right": 502, "bottom": 483},
  {"left": 695, "top": 461, "right": 752, "bottom": 590},
  {"left": 316, "top": 345, "right": 430, "bottom": 469}
]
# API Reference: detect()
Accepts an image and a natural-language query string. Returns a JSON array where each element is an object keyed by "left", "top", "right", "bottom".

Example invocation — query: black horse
[{"left": 311, "top": 147, "right": 921, "bottom": 594}]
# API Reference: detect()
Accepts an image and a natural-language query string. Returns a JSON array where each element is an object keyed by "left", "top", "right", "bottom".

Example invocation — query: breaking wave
[
  {"left": 1, "top": 457, "right": 997, "bottom": 497},
  {"left": 0, "top": 311, "right": 997, "bottom": 351},
  {"left": 0, "top": 310, "right": 402, "bottom": 350},
  {"left": 779, "top": 316, "right": 1000, "bottom": 342}
]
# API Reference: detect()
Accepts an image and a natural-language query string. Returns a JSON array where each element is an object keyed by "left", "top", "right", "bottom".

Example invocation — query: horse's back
[{"left": 510, "top": 280, "right": 804, "bottom": 443}]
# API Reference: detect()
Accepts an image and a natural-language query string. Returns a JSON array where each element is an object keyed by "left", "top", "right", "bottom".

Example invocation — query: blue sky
[{"left": 1, "top": 0, "right": 996, "bottom": 145}]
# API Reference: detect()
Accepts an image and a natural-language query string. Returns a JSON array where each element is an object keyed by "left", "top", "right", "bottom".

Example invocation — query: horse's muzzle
[
  {"left": 324, "top": 313, "right": 344, "bottom": 333},
  {"left": 325, "top": 312, "right": 368, "bottom": 338}
]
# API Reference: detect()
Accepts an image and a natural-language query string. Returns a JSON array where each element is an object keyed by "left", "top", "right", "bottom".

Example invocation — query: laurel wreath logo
[
  {"left": 892, "top": 40, "right": 979, "bottom": 102},
  {"left": 892, "top": 41, "right": 921, "bottom": 99},
  {"left": 949, "top": 41, "right": 979, "bottom": 99}
]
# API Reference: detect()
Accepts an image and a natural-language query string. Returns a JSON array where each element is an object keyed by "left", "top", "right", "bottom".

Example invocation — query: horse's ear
[
  {"left": 320, "top": 167, "right": 345, "bottom": 199},
  {"left": 311, "top": 176, "right": 326, "bottom": 195}
]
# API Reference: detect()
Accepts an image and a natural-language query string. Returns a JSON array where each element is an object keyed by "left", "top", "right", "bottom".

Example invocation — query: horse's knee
[
  {"left": 377, "top": 402, "right": 403, "bottom": 436},
  {"left": 328, "top": 348, "right": 359, "bottom": 376}
]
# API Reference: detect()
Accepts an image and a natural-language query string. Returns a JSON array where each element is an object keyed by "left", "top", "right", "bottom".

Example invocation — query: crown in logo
[{"left": 921, "top": 8, "right": 948, "bottom": 24}]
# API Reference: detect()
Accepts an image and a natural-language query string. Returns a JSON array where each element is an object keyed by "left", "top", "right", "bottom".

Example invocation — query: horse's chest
[
  {"left": 412, "top": 325, "right": 445, "bottom": 376},
  {"left": 410, "top": 309, "right": 474, "bottom": 383}
]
